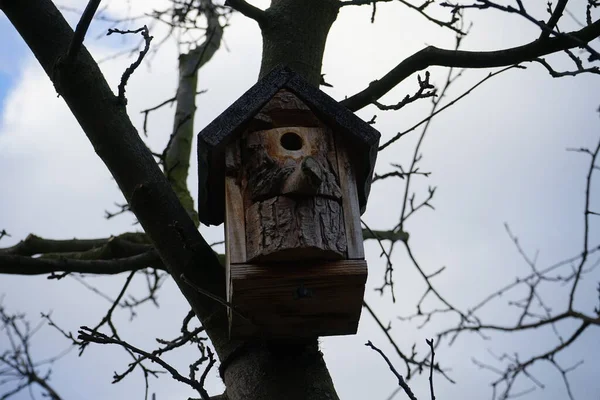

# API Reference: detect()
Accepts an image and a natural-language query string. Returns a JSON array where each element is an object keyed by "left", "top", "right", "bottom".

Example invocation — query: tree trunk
[
  {"left": 259, "top": 0, "right": 339, "bottom": 85},
  {"left": 166, "top": 5, "right": 223, "bottom": 226}
]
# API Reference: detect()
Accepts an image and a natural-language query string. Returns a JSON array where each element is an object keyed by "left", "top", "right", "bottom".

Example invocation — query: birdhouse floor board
[{"left": 227, "top": 260, "right": 367, "bottom": 338}]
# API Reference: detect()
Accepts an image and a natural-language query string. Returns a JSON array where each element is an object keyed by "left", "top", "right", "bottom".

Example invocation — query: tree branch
[
  {"left": 362, "top": 229, "right": 409, "bottom": 243},
  {"left": 225, "top": 0, "right": 266, "bottom": 25},
  {"left": 341, "top": 19, "right": 600, "bottom": 111},
  {"left": 0, "top": 251, "right": 161, "bottom": 276},
  {"left": 106, "top": 25, "right": 153, "bottom": 105},
  {"left": 2, "top": 0, "right": 230, "bottom": 363},
  {"left": 78, "top": 327, "right": 213, "bottom": 399},
  {"left": 365, "top": 340, "right": 418, "bottom": 400},
  {"left": 66, "top": 0, "right": 102, "bottom": 62},
  {"left": 0, "top": 232, "right": 151, "bottom": 257},
  {"left": 541, "top": 0, "right": 569, "bottom": 40},
  {"left": 163, "top": 1, "right": 224, "bottom": 227}
]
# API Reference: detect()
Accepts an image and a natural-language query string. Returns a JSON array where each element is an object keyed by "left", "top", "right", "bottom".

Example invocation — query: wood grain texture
[
  {"left": 335, "top": 131, "right": 365, "bottom": 260},
  {"left": 253, "top": 89, "right": 321, "bottom": 128},
  {"left": 243, "top": 127, "right": 341, "bottom": 201},
  {"left": 286, "top": 72, "right": 380, "bottom": 212},
  {"left": 197, "top": 65, "right": 380, "bottom": 226},
  {"left": 245, "top": 196, "right": 346, "bottom": 262},
  {"left": 225, "top": 177, "right": 246, "bottom": 264},
  {"left": 241, "top": 125, "right": 346, "bottom": 262},
  {"left": 229, "top": 259, "right": 367, "bottom": 337}
]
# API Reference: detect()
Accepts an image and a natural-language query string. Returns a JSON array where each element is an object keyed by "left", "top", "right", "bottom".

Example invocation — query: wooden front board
[{"left": 228, "top": 260, "right": 367, "bottom": 338}]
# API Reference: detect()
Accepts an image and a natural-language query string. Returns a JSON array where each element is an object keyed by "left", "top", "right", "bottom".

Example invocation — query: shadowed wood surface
[
  {"left": 335, "top": 131, "right": 365, "bottom": 260},
  {"left": 245, "top": 196, "right": 347, "bottom": 262},
  {"left": 197, "top": 66, "right": 380, "bottom": 226},
  {"left": 242, "top": 124, "right": 346, "bottom": 262},
  {"left": 228, "top": 260, "right": 367, "bottom": 337}
]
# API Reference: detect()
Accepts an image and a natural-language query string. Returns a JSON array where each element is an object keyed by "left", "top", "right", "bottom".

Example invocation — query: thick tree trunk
[
  {"left": 259, "top": 0, "right": 339, "bottom": 85},
  {"left": 223, "top": 340, "right": 339, "bottom": 400}
]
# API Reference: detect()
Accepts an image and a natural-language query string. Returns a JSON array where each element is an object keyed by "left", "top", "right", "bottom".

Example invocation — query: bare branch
[
  {"left": 379, "top": 65, "right": 522, "bottom": 150},
  {"left": 78, "top": 327, "right": 212, "bottom": 399},
  {"left": 0, "top": 234, "right": 137, "bottom": 256},
  {"left": 365, "top": 341, "right": 418, "bottom": 400},
  {"left": 373, "top": 72, "right": 437, "bottom": 111},
  {"left": 0, "top": 305, "right": 69, "bottom": 400},
  {"left": 107, "top": 26, "right": 154, "bottom": 104},
  {"left": 362, "top": 229, "right": 409, "bottom": 243},
  {"left": 396, "top": 0, "right": 467, "bottom": 34},
  {"left": 534, "top": 56, "right": 600, "bottom": 76},
  {"left": 341, "top": 20, "right": 600, "bottom": 111},
  {"left": 140, "top": 90, "right": 207, "bottom": 136},
  {"left": 225, "top": 0, "right": 266, "bottom": 25},
  {"left": 3, "top": 0, "right": 228, "bottom": 369},
  {"left": 541, "top": 0, "right": 569, "bottom": 40},
  {"left": 363, "top": 301, "right": 447, "bottom": 380},
  {"left": 569, "top": 135, "right": 600, "bottom": 309},
  {"left": 0, "top": 251, "right": 161, "bottom": 276},
  {"left": 0, "top": 230, "right": 12, "bottom": 241},
  {"left": 66, "top": 0, "right": 102, "bottom": 62},
  {"left": 426, "top": 339, "right": 436, "bottom": 400},
  {"left": 339, "top": 0, "right": 394, "bottom": 6},
  {"left": 105, "top": 202, "right": 132, "bottom": 219}
]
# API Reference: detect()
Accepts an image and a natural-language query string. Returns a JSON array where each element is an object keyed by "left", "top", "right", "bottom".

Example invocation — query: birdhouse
[{"left": 197, "top": 66, "right": 380, "bottom": 338}]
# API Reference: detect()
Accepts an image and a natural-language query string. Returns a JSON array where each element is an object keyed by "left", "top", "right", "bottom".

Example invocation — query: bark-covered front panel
[
  {"left": 241, "top": 124, "right": 346, "bottom": 262},
  {"left": 245, "top": 195, "right": 346, "bottom": 262}
]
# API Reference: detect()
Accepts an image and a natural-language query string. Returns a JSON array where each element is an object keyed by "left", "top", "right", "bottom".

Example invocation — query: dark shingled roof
[{"left": 197, "top": 65, "right": 380, "bottom": 226}]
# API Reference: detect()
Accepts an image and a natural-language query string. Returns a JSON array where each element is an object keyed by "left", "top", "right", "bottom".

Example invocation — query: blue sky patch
[{"left": 0, "top": 14, "right": 28, "bottom": 110}]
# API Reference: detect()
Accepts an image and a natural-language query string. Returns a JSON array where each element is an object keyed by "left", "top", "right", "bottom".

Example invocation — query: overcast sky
[{"left": 1, "top": 1, "right": 599, "bottom": 399}]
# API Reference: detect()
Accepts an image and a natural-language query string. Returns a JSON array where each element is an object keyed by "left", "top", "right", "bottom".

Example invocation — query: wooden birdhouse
[{"left": 197, "top": 66, "right": 380, "bottom": 338}]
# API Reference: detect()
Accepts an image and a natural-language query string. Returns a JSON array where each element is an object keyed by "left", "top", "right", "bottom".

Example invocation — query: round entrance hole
[{"left": 280, "top": 131, "right": 303, "bottom": 151}]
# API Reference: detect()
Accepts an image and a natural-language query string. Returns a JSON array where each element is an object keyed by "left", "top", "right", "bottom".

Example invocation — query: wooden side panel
[
  {"left": 229, "top": 260, "right": 367, "bottom": 338},
  {"left": 225, "top": 183, "right": 246, "bottom": 264},
  {"left": 225, "top": 175, "right": 245, "bottom": 332},
  {"left": 335, "top": 131, "right": 365, "bottom": 260}
]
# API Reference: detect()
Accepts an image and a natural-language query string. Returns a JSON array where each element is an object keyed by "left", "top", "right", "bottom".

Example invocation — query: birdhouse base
[{"left": 228, "top": 260, "right": 367, "bottom": 338}]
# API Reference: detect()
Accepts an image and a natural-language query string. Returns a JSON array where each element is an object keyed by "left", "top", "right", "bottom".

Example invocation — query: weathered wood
[
  {"left": 224, "top": 140, "right": 242, "bottom": 175},
  {"left": 197, "top": 65, "right": 380, "bottom": 226},
  {"left": 243, "top": 127, "right": 342, "bottom": 201},
  {"left": 196, "top": 67, "right": 378, "bottom": 338},
  {"left": 225, "top": 177, "right": 246, "bottom": 264},
  {"left": 245, "top": 195, "right": 346, "bottom": 262},
  {"left": 286, "top": 71, "right": 380, "bottom": 212},
  {"left": 229, "top": 260, "right": 367, "bottom": 337},
  {"left": 241, "top": 125, "right": 346, "bottom": 262},
  {"left": 224, "top": 175, "right": 246, "bottom": 333},
  {"left": 253, "top": 89, "right": 321, "bottom": 128},
  {"left": 335, "top": 131, "right": 365, "bottom": 260}
]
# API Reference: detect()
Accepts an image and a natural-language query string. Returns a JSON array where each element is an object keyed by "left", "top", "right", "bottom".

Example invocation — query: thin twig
[
  {"left": 366, "top": 341, "right": 418, "bottom": 400},
  {"left": 107, "top": 26, "right": 154, "bottom": 105},
  {"left": 426, "top": 339, "right": 436, "bottom": 400}
]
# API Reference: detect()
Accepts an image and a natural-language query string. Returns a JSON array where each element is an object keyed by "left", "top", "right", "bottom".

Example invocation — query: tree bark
[
  {"left": 165, "top": 1, "right": 223, "bottom": 226},
  {"left": 259, "top": 0, "right": 339, "bottom": 85}
]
